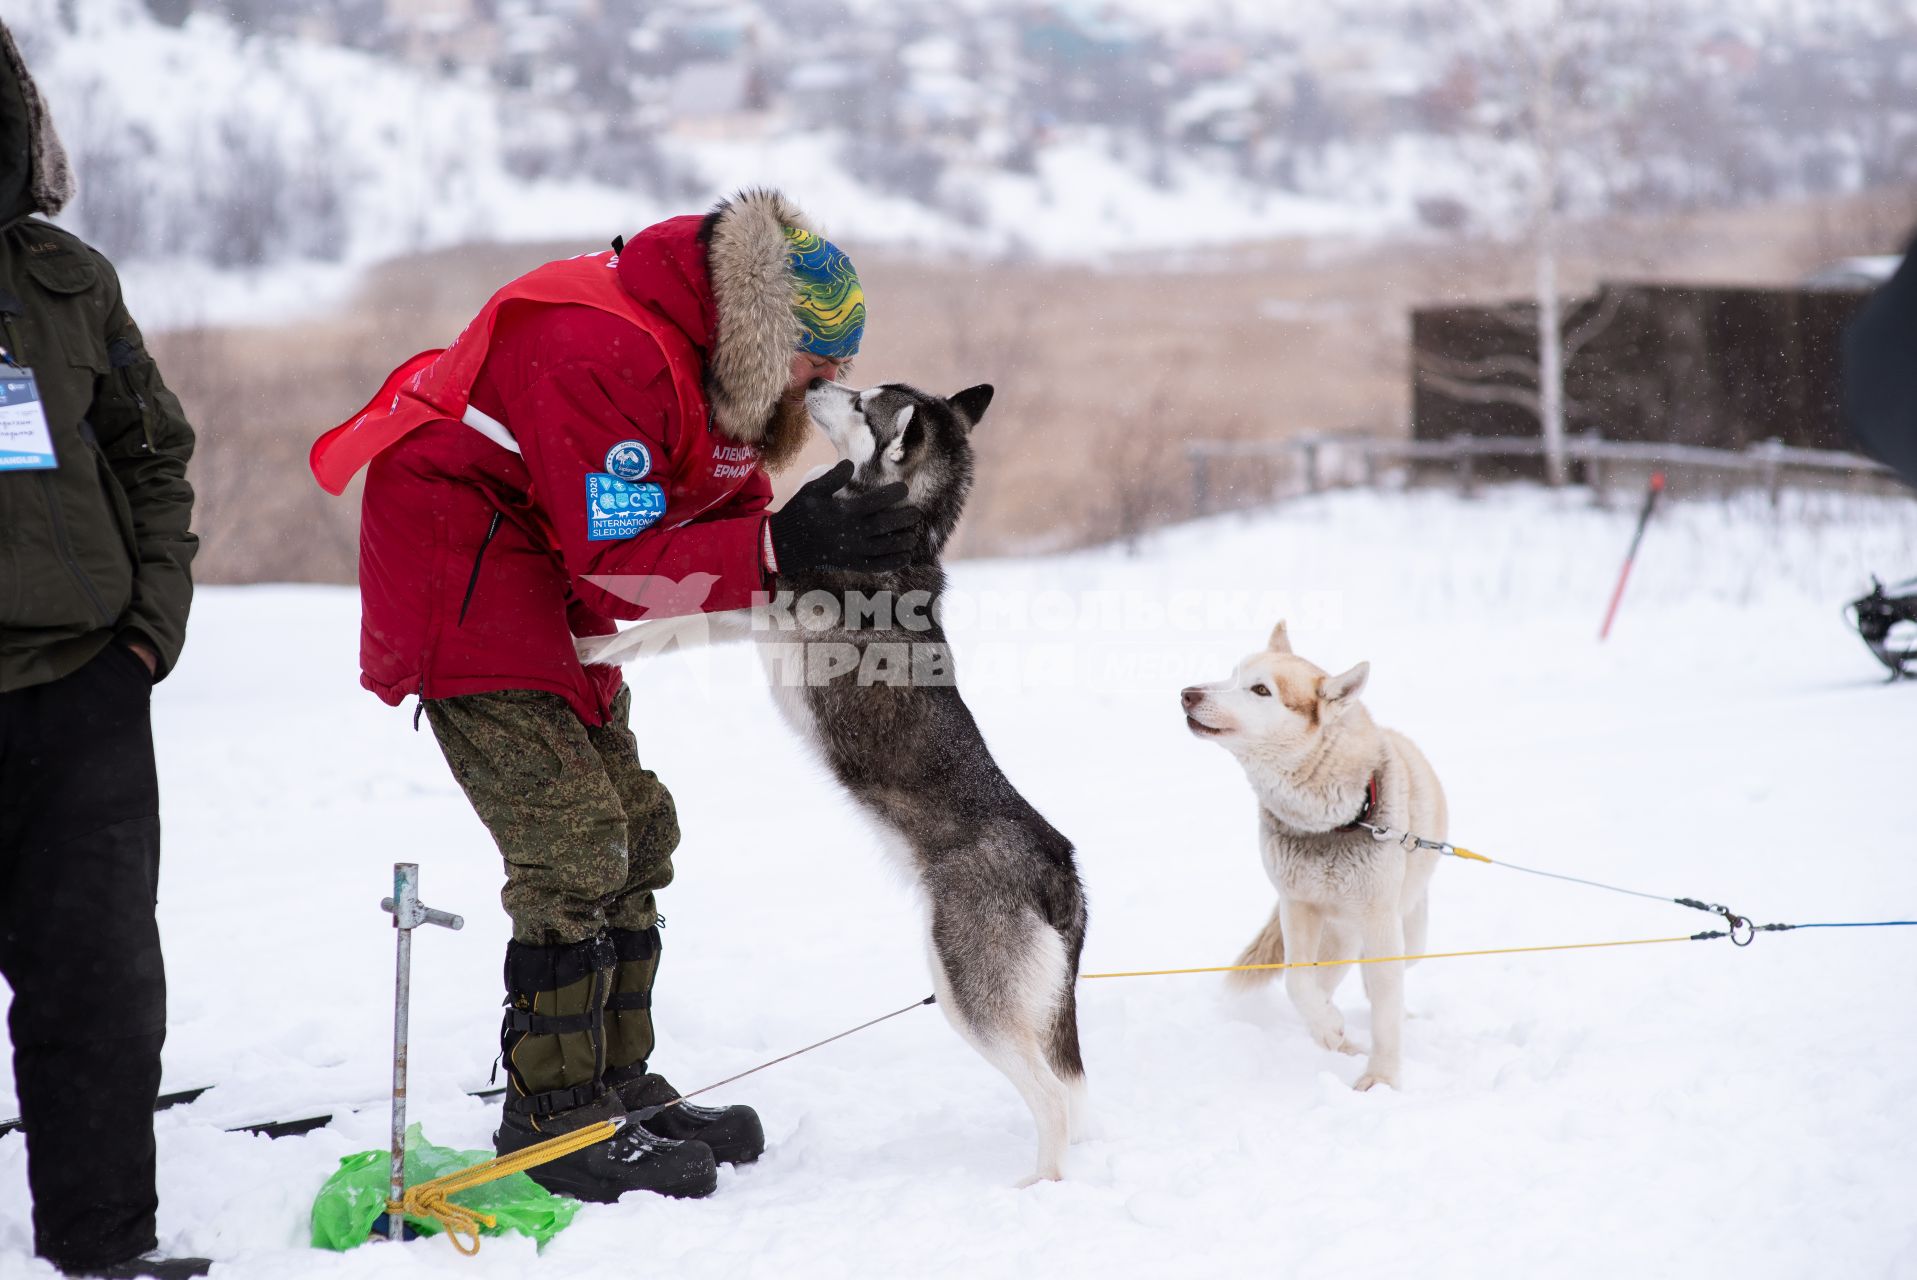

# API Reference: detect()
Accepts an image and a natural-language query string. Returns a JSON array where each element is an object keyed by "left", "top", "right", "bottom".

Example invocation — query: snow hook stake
[{"left": 379, "top": 863, "right": 464, "bottom": 1244}]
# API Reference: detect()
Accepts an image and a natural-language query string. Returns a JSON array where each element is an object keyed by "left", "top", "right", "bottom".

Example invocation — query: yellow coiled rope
[{"left": 388, "top": 1117, "right": 622, "bottom": 1256}]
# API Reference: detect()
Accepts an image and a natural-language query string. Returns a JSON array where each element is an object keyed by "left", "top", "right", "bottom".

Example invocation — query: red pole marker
[{"left": 1599, "top": 471, "right": 1665, "bottom": 641}]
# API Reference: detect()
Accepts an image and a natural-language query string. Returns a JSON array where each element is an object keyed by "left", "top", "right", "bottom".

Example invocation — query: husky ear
[
  {"left": 888, "top": 405, "right": 915, "bottom": 462},
  {"left": 1319, "top": 661, "right": 1369, "bottom": 704},
  {"left": 1268, "top": 620, "right": 1292, "bottom": 654},
  {"left": 1320, "top": 661, "right": 1369, "bottom": 704},
  {"left": 948, "top": 384, "right": 994, "bottom": 431}
]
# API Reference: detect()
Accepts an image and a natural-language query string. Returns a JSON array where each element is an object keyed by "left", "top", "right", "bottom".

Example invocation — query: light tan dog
[{"left": 1181, "top": 621, "right": 1446, "bottom": 1091}]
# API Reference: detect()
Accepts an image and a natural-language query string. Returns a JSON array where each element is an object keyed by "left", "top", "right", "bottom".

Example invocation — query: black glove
[{"left": 768, "top": 460, "right": 921, "bottom": 575}]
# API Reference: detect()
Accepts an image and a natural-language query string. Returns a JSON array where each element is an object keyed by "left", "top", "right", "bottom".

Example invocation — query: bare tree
[
  {"left": 1414, "top": 286, "right": 1630, "bottom": 443},
  {"left": 1528, "top": 9, "right": 1570, "bottom": 484},
  {"left": 1442, "top": 0, "right": 1651, "bottom": 484}
]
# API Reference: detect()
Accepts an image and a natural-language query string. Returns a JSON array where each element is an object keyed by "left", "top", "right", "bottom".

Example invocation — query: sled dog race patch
[{"left": 586, "top": 472, "right": 667, "bottom": 541}]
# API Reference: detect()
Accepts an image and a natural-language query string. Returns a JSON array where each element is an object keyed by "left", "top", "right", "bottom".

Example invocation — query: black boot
[
  {"left": 601, "top": 926, "right": 766, "bottom": 1166},
  {"left": 63, "top": 1255, "right": 211, "bottom": 1279},
  {"left": 495, "top": 936, "right": 716, "bottom": 1201},
  {"left": 494, "top": 1091, "right": 717, "bottom": 1202},
  {"left": 618, "top": 1072, "right": 766, "bottom": 1166}
]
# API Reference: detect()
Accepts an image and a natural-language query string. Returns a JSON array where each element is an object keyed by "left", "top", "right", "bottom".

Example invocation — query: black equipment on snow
[
  {"left": 1847, "top": 576, "right": 1917, "bottom": 679},
  {"left": 62, "top": 1252, "right": 212, "bottom": 1279}
]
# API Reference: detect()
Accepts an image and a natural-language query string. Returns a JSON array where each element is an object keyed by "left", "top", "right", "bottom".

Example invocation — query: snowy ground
[{"left": 4, "top": 487, "right": 1916, "bottom": 1278}]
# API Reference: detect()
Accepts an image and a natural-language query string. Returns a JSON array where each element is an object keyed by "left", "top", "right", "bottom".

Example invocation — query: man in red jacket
[{"left": 318, "top": 190, "right": 916, "bottom": 1202}]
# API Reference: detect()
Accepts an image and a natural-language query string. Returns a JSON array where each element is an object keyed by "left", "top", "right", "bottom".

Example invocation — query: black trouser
[{"left": 0, "top": 643, "right": 166, "bottom": 1271}]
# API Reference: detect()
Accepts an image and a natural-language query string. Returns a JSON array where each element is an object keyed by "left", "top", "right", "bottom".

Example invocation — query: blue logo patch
[
  {"left": 604, "top": 439, "right": 653, "bottom": 482},
  {"left": 585, "top": 473, "right": 666, "bottom": 541}
]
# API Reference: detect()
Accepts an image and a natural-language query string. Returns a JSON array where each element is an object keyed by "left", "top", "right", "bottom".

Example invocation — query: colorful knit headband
[{"left": 785, "top": 227, "right": 865, "bottom": 360}]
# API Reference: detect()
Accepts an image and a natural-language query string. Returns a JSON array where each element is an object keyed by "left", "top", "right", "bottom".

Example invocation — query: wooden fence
[{"left": 1184, "top": 432, "right": 1904, "bottom": 513}]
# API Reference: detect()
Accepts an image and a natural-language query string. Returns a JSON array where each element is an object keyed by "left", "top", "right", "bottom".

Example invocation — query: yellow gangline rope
[
  {"left": 388, "top": 1118, "right": 622, "bottom": 1255},
  {"left": 1080, "top": 933, "right": 1700, "bottom": 981}
]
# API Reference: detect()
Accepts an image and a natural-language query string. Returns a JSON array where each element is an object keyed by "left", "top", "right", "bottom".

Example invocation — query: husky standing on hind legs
[{"left": 579, "top": 380, "right": 1091, "bottom": 1184}]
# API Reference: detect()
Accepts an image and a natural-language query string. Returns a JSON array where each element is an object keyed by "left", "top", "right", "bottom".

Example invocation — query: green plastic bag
[{"left": 310, "top": 1123, "right": 580, "bottom": 1251}]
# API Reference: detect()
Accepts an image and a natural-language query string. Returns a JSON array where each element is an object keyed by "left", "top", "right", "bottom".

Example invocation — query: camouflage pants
[{"left": 425, "top": 685, "right": 679, "bottom": 945}]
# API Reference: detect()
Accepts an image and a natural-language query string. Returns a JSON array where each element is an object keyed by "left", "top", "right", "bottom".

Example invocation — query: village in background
[{"left": 13, "top": 0, "right": 1916, "bottom": 579}]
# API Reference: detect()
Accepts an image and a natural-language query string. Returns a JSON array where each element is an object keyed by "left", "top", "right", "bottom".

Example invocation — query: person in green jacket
[{"left": 0, "top": 22, "right": 206, "bottom": 1280}]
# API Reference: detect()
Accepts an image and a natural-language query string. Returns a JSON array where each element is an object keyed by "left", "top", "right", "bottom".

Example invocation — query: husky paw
[
  {"left": 1354, "top": 1069, "right": 1400, "bottom": 1092},
  {"left": 1312, "top": 1026, "right": 1363, "bottom": 1056},
  {"left": 1015, "top": 1170, "right": 1063, "bottom": 1189}
]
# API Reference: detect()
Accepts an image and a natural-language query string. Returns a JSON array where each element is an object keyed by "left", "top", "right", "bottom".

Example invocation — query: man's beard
[{"left": 757, "top": 394, "right": 813, "bottom": 474}]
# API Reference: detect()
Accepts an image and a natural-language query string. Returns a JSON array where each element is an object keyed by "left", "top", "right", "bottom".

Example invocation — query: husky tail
[
  {"left": 1046, "top": 883, "right": 1088, "bottom": 1079},
  {"left": 1047, "top": 924, "right": 1098, "bottom": 1148},
  {"left": 1047, "top": 966, "right": 1086, "bottom": 1080},
  {"left": 1228, "top": 903, "right": 1286, "bottom": 988}
]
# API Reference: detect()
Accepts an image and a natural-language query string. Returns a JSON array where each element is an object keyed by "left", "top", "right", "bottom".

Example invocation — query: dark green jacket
[{"left": 0, "top": 24, "right": 197, "bottom": 691}]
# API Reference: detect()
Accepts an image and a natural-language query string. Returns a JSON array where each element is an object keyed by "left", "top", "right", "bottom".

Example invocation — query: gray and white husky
[
  {"left": 1182, "top": 622, "right": 1446, "bottom": 1092},
  {"left": 577, "top": 380, "right": 1090, "bottom": 1184}
]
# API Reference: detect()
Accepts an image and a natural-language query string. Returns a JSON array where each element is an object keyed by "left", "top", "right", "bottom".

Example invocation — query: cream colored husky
[{"left": 1182, "top": 621, "right": 1446, "bottom": 1091}]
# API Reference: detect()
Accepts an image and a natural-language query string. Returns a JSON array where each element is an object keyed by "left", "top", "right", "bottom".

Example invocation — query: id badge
[{"left": 0, "top": 368, "right": 56, "bottom": 471}]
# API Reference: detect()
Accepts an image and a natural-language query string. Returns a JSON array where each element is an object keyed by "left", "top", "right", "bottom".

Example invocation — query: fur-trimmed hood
[
  {"left": 614, "top": 188, "right": 831, "bottom": 470},
  {"left": 700, "top": 188, "right": 814, "bottom": 437},
  {"left": 0, "top": 21, "right": 75, "bottom": 223}
]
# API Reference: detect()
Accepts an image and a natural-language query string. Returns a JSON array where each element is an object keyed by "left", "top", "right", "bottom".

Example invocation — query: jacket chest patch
[
  {"left": 585, "top": 473, "right": 666, "bottom": 541},
  {"left": 604, "top": 439, "right": 653, "bottom": 481}
]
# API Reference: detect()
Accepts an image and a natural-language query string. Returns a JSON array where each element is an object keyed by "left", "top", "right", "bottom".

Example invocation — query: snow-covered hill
[
  {"left": 10, "top": 0, "right": 672, "bottom": 328},
  {"left": 2, "top": 487, "right": 1914, "bottom": 1276},
  {"left": 9, "top": 0, "right": 1407, "bottom": 330},
  {"left": 14, "top": 0, "right": 1915, "bottom": 330}
]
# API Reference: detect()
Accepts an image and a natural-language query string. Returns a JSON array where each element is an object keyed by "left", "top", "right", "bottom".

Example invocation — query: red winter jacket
[{"left": 327, "top": 193, "right": 818, "bottom": 725}]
